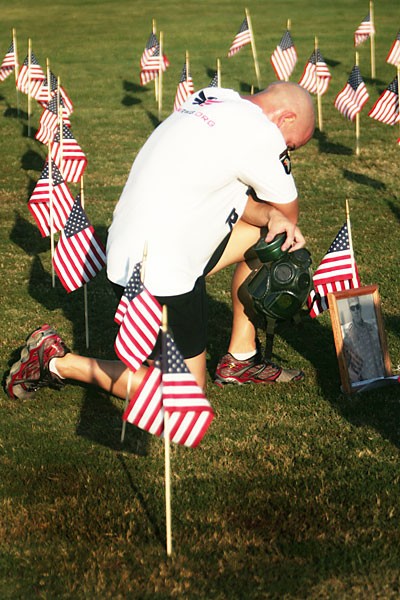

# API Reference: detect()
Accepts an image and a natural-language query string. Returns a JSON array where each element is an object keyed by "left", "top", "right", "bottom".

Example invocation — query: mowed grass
[{"left": 1, "top": 0, "right": 400, "bottom": 598}]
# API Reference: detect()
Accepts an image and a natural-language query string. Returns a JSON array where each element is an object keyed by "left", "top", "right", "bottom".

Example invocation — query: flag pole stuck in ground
[
  {"left": 120, "top": 242, "right": 149, "bottom": 443},
  {"left": 245, "top": 8, "right": 261, "bottom": 90},
  {"left": 161, "top": 305, "right": 172, "bottom": 557}
]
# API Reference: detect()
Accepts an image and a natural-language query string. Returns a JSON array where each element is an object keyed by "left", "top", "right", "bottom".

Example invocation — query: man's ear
[{"left": 277, "top": 110, "right": 296, "bottom": 128}]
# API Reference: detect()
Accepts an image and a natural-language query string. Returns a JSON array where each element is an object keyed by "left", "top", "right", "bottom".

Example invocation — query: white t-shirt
[{"left": 106, "top": 88, "right": 297, "bottom": 295}]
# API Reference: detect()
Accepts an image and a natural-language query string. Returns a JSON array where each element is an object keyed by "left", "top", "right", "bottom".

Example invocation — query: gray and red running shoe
[
  {"left": 214, "top": 352, "right": 304, "bottom": 386},
  {"left": 4, "top": 324, "right": 70, "bottom": 400}
]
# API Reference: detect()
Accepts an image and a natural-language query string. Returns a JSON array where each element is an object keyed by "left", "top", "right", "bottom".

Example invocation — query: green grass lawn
[{"left": 1, "top": 1, "right": 400, "bottom": 598}]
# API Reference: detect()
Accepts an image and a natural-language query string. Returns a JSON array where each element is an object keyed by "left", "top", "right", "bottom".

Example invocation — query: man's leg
[
  {"left": 208, "top": 220, "right": 304, "bottom": 384},
  {"left": 4, "top": 325, "right": 207, "bottom": 401},
  {"left": 207, "top": 220, "right": 262, "bottom": 355}
]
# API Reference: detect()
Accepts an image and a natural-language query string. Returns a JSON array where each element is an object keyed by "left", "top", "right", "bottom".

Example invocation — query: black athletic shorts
[{"left": 110, "top": 232, "right": 231, "bottom": 359}]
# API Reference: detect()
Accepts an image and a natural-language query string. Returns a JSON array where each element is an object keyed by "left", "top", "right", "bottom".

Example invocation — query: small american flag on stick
[
  {"left": 35, "top": 96, "right": 71, "bottom": 144},
  {"left": 114, "top": 264, "right": 162, "bottom": 372},
  {"left": 53, "top": 194, "right": 106, "bottom": 293},
  {"left": 227, "top": 17, "right": 252, "bottom": 57},
  {"left": 386, "top": 31, "right": 400, "bottom": 67},
  {"left": 270, "top": 30, "right": 297, "bottom": 81},
  {"left": 28, "top": 160, "right": 75, "bottom": 237},
  {"left": 123, "top": 332, "right": 214, "bottom": 448},
  {"left": 51, "top": 123, "right": 88, "bottom": 183},
  {"left": 354, "top": 13, "right": 375, "bottom": 47},
  {"left": 368, "top": 76, "right": 399, "bottom": 125},
  {"left": 0, "top": 40, "right": 18, "bottom": 81},
  {"left": 307, "top": 223, "right": 360, "bottom": 318},
  {"left": 16, "top": 51, "right": 45, "bottom": 98},
  {"left": 334, "top": 65, "right": 369, "bottom": 121},
  {"left": 298, "top": 48, "right": 331, "bottom": 96},
  {"left": 173, "top": 61, "right": 195, "bottom": 111}
]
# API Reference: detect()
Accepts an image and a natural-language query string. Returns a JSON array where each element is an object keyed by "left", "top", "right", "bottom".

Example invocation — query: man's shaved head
[{"left": 243, "top": 82, "right": 315, "bottom": 150}]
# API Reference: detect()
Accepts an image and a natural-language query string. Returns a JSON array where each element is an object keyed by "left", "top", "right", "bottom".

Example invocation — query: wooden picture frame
[{"left": 327, "top": 285, "right": 392, "bottom": 394}]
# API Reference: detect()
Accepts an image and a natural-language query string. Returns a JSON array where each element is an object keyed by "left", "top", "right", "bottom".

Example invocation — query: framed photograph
[{"left": 327, "top": 285, "right": 392, "bottom": 394}]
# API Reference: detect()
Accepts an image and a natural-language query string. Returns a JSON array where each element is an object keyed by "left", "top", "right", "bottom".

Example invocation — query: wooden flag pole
[
  {"left": 152, "top": 19, "right": 158, "bottom": 101},
  {"left": 58, "top": 77, "right": 65, "bottom": 170},
  {"left": 315, "top": 36, "right": 323, "bottom": 131},
  {"left": 186, "top": 50, "right": 190, "bottom": 88},
  {"left": 245, "top": 8, "right": 261, "bottom": 90},
  {"left": 80, "top": 177, "right": 90, "bottom": 349},
  {"left": 217, "top": 58, "right": 221, "bottom": 87},
  {"left": 13, "top": 28, "right": 20, "bottom": 116},
  {"left": 46, "top": 59, "right": 56, "bottom": 288},
  {"left": 27, "top": 38, "right": 32, "bottom": 136},
  {"left": 158, "top": 31, "right": 164, "bottom": 121},
  {"left": 398, "top": 65, "right": 400, "bottom": 145},
  {"left": 346, "top": 199, "right": 357, "bottom": 285},
  {"left": 161, "top": 304, "right": 172, "bottom": 557},
  {"left": 120, "top": 242, "right": 148, "bottom": 443},
  {"left": 355, "top": 51, "right": 361, "bottom": 156},
  {"left": 120, "top": 370, "right": 133, "bottom": 443},
  {"left": 370, "top": 1, "right": 376, "bottom": 79},
  {"left": 284, "top": 20, "right": 292, "bottom": 82}
]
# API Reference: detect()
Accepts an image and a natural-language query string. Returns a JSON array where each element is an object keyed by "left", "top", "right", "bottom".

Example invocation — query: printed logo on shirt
[
  {"left": 225, "top": 208, "right": 239, "bottom": 231},
  {"left": 192, "top": 90, "right": 222, "bottom": 106},
  {"left": 279, "top": 149, "right": 291, "bottom": 175}
]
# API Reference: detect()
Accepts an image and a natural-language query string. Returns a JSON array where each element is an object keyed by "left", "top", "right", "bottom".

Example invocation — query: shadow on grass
[
  {"left": 3, "top": 105, "right": 29, "bottom": 120},
  {"left": 10, "top": 211, "right": 49, "bottom": 255},
  {"left": 386, "top": 199, "right": 400, "bottom": 223},
  {"left": 276, "top": 311, "right": 400, "bottom": 450},
  {"left": 121, "top": 79, "right": 147, "bottom": 107},
  {"left": 207, "top": 292, "right": 400, "bottom": 450},
  {"left": 343, "top": 168, "right": 386, "bottom": 190},
  {"left": 21, "top": 147, "right": 45, "bottom": 172},
  {"left": 116, "top": 453, "right": 163, "bottom": 544},
  {"left": 10, "top": 213, "right": 151, "bottom": 456},
  {"left": 313, "top": 129, "right": 353, "bottom": 155}
]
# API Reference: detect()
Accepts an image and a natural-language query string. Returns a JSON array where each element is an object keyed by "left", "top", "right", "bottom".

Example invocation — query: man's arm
[{"left": 240, "top": 193, "right": 305, "bottom": 252}]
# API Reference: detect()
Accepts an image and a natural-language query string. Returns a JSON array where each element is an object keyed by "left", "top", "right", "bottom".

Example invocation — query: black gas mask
[{"left": 247, "top": 233, "right": 313, "bottom": 357}]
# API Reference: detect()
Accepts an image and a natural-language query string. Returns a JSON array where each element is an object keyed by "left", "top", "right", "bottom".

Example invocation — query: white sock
[
  {"left": 48, "top": 357, "right": 65, "bottom": 379},
  {"left": 231, "top": 350, "right": 257, "bottom": 361}
]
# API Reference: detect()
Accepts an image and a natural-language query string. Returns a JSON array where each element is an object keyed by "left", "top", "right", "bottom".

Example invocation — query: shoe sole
[
  {"left": 6, "top": 325, "right": 54, "bottom": 400},
  {"left": 214, "top": 371, "right": 305, "bottom": 386}
]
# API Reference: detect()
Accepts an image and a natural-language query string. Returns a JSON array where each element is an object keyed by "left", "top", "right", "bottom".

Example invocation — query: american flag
[
  {"left": 16, "top": 51, "right": 45, "bottom": 98},
  {"left": 53, "top": 194, "right": 106, "bottom": 293},
  {"left": 334, "top": 66, "right": 369, "bottom": 121},
  {"left": 368, "top": 76, "right": 399, "bottom": 125},
  {"left": 208, "top": 70, "right": 220, "bottom": 87},
  {"left": 270, "top": 30, "right": 297, "bottom": 81},
  {"left": 298, "top": 48, "right": 331, "bottom": 96},
  {"left": 27, "top": 160, "right": 75, "bottom": 237},
  {"left": 123, "top": 332, "right": 214, "bottom": 448},
  {"left": 36, "top": 96, "right": 71, "bottom": 145},
  {"left": 227, "top": 17, "right": 252, "bottom": 57},
  {"left": 51, "top": 123, "right": 88, "bottom": 183},
  {"left": 114, "top": 267, "right": 162, "bottom": 372},
  {"left": 386, "top": 31, "right": 400, "bottom": 67},
  {"left": 36, "top": 70, "right": 74, "bottom": 115},
  {"left": 140, "top": 32, "right": 158, "bottom": 69},
  {"left": 173, "top": 63, "right": 195, "bottom": 111},
  {"left": 354, "top": 13, "right": 375, "bottom": 47},
  {"left": 307, "top": 224, "right": 360, "bottom": 318},
  {"left": 114, "top": 262, "right": 143, "bottom": 325},
  {"left": 0, "top": 41, "right": 18, "bottom": 82},
  {"left": 140, "top": 40, "right": 169, "bottom": 85}
]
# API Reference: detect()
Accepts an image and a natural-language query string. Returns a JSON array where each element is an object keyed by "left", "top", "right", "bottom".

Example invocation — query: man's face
[{"left": 350, "top": 301, "right": 363, "bottom": 324}]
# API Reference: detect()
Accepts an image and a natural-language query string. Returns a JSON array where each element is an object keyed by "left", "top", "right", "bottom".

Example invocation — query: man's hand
[{"left": 265, "top": 207, "right": 306, "bottom": 252}]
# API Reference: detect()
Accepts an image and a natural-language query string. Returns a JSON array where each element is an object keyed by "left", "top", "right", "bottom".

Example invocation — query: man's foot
[
  {"left": 214, "top": 352, "right": 304, "bottom": 386},
  {"left": 4, "top": 324, "right": 70, "bottom": 400}
]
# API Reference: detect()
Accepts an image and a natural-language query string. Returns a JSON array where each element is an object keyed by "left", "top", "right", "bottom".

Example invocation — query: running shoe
[
  {"left": 214, "top": 352, "right": 304, "bottom": 386},
  {"left": 4, "top": 324, "right": 70, "bottom": 400}
]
